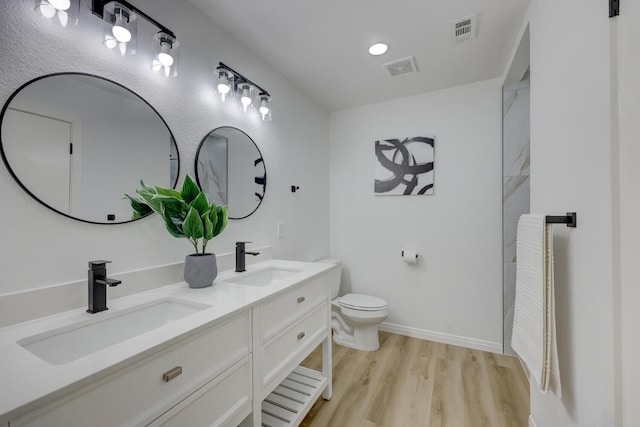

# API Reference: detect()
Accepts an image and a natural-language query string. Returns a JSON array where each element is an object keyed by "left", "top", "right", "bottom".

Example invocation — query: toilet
[{"left": 318, "top": 259, "right": 389, "bottom": 351}]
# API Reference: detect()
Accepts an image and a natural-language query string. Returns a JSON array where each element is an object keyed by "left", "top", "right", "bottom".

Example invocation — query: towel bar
[{"left": 545, "top": 212, "right": 577, "bottom": 228}]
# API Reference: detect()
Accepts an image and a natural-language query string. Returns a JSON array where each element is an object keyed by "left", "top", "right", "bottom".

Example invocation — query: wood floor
[{"left": 299, "top": 332, "right": 529, "bottom": 427}]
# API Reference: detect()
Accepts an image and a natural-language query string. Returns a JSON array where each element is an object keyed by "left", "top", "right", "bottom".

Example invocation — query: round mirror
[
  {"left": 195, "top": 127, "right": 266, "bottom": 219},
  {"left": 0, "top": 73, "right": 179, "bottom": 224}
]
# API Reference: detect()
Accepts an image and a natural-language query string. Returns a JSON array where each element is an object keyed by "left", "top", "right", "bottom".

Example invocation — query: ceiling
[{"left": 187, "top": 0, "right": 530, "bottom": 112}]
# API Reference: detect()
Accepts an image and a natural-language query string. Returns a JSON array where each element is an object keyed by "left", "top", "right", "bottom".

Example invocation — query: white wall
[
  {"left": 528, "top": 0, "right": 616, "bottom": 425},
  {"left": 329, "top": 79, "right": 503, "bottom": 351},
  {"left": 618, "top": 2, "right": 640, "bottom": 425},
  {"left": 0, "top": 0, "right": 330, "bottom": 294}
]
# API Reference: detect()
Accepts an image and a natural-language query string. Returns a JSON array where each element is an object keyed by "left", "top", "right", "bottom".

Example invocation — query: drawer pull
[
  {"left": 162, "top": 366, "right": 183, "bottom": 382},
  {"left": 297, "top": 332, "right": 306, "bottom": 340},
  {"left": 297, "top": 296, "right": 305, "bottom": 304}
]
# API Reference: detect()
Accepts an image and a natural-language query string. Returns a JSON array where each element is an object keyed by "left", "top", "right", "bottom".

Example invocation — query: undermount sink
[
  {"left": 228, "top": 266, "right": 303, "bottom": 287},
  {"left": 18, "top": 298, "right": 210, "bottom": 365}
]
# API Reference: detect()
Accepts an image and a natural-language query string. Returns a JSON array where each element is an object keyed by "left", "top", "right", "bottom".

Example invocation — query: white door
[{"left": 2, "top": 108, "right": 72, "bottom": 214}]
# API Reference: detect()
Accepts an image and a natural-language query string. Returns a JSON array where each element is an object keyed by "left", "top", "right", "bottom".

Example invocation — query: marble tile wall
[{"left": 502, "top": 80, "right": 530, "bottom": 355}]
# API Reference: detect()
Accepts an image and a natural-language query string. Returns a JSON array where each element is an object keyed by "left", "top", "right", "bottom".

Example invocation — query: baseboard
[
  {"left": 379, "top": 322, "right": 503, "bottom": 354},
  {"left": 529, "top": 414, "right": 537, "bottom": 427}
]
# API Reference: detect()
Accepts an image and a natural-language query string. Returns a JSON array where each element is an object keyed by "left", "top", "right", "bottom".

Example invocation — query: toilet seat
[{"left": 338, "top": 293, "right": 388, "bottom": 311}]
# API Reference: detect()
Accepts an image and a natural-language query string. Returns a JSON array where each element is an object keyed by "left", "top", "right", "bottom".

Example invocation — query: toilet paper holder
[{"left": 401, "top": 250, "right": 419, "bottom": 259}]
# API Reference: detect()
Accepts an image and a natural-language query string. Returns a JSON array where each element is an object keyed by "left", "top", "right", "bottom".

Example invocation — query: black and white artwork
[{"left": 374, "top": 136, "right": 435, "bottom": 195}]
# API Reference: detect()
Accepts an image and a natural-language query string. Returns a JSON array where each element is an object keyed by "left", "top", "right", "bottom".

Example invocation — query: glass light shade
[
  {"left": 35, "top": 0, "right": 79, "bottom": 27},
  {"left": 151, "top": 32, "right": 179, "bottom": 77},
  {"left": 102, "top": 2, "right": 137, "bottom": 56},
  {"left": 239, "top": 84, "right": 253, "bottom": 112},
  {"left": 259, "top": 96, "right": 270, "bottom": 119},
  {"left": 216, "top": 70, "right": 233, "bottom": 101}
]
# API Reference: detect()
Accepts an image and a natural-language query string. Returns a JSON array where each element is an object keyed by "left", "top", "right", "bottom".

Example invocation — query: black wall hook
[{"left": 291, "top": 185, "right": 300, "bottom": 193}]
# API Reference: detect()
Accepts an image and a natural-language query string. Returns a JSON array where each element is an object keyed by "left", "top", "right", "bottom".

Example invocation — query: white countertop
[{"left": 0, "top": 259, "right": 334, "bottom": 423}]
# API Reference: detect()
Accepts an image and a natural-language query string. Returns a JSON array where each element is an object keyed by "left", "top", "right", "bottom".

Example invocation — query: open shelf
[{"left": 260, "top": 367, "right": 327, "bottom": 427}]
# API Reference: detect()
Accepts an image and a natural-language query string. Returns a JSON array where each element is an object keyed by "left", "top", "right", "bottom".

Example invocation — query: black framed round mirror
[
  {"left": 0, "top": 73, "right": 180, "bottom": 224},
  {"left": 195, "top": 127, "right": 266, "bottom": 220}
]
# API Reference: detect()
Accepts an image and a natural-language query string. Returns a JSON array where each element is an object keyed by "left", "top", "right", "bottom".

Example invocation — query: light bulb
[
  {"left": 158, "top": 51, "right": 174, "bottom": 67},
  {"left": 39, "top": 4, "right": 56, "bottom": 18},
  {"left": 112, "top": 24, "right": 131, "bottom": 43},
  {"left": 112, "top": 14, "right": 131, "bottom": 43},
  {"left": 156, "top": 40, "right": 174, "bottom": 67},
  {"left": 368, "top": 43, "right": 388, "bottom": 56},
  {"left": 241, "top": 96, "right": 252, "bottom": 112},
  {"left": 48, "top": 0, "right": 70, "bottom": 10},
  {"left": 218, "top": 70, "right": 231, "bottom": 102},
  {"left": 118, "top": 42, "right": 127, "bottom": 56},
  {"left": 104, "top": 35, "right": 117, "bottom": 49},
  {"left": 240, "top": 86, "right": 252, "bottom": 112},
  {"left": 57, "top": 10, "right": 68, "bottom": 26},
  {"left": 217, "top": 71, "right": 231, "bottom": 101},
  {"left": 259, "top": 98, "right": 270, "bottom": 118},
  {"left": 218, "top": 82, "right": 230, "bottom": 95},
  {"left": 218, "top": 84, "right": 230, "bottom": 101}
]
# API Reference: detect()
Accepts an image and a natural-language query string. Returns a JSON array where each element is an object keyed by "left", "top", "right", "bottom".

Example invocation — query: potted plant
[{"left": 125, "top": 175, "right": 228, "bottom": 288}]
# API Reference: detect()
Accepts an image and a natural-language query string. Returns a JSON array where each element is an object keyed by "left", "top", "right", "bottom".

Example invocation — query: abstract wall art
[{"left": 374, "top": 136, "right": 435, "bottom": 195}]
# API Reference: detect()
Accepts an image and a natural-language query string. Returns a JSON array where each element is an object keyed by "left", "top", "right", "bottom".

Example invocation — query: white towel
[
  {"left": 545, "top": 225, "right": 561, "bottom": 396},
  {"left": 511, "top": 214, "right": 561, "bottom": 397}
]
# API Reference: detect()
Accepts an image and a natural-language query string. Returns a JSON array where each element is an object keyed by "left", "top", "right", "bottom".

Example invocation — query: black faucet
[
  {"left": 87, "top": 260, "right": 122, "bottom": 314},
  {"left": 235, "top": 242, "right": 260, "bottom": 272}
]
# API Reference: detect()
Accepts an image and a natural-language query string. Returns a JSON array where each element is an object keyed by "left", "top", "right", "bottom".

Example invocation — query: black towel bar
[{"left": 545, "top": 212, "right": 577, "bottom": 228}]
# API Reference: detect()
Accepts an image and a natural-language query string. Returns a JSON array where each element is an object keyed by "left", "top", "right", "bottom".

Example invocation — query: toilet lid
[{"left": 338, "top": 293, "right": 388, "bottom": 311}]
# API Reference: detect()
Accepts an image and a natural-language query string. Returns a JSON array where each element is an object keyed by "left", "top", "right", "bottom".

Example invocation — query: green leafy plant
[{"left": 125, "top": 175, "right": 228, "bottom": 255}]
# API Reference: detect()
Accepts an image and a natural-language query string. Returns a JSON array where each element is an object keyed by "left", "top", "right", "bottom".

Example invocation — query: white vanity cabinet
[
  {"left": 2, "top": 261, "right": 334, "bottom": 427},
  {"left": 248, "top": 273, "right": 332, "bottom": 427},
  {"left": 10, "top": 311, "right": 251, "bottom": 427}
]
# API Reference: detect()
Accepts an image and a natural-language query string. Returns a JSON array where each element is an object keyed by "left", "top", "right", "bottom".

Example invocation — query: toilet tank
[{"left": 316, "top": 258, "right": 342, "bottom": 299}]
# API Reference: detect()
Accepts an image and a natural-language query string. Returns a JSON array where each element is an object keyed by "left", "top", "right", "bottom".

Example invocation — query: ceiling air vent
[
  {"left": 383, "top": 56, "right": 418, "bottom": 78},
  {"left": 452, "top": 14, "right": 477, "bottom": 42}
]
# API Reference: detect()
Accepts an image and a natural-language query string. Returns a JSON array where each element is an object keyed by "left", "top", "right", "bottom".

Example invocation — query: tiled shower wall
[{"left": 502, "top": 79, "right": 530, "bottom": 355}]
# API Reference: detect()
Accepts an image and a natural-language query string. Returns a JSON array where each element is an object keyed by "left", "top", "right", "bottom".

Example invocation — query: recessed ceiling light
[{"left": 368, "top": 43, "right": 388, "bottom": 56}]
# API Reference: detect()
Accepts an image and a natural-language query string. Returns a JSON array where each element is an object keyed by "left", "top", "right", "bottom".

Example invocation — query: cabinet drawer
[
  {"left": 149, "top": 356, "right": 251, "bottom": 427},
  {"left": 261, "top": 303, "right": 327, "bottom": 390},
  {"left": 260, "top": 276, "right": 327, "bottom": 342},
  {"left": 12, "top": 311, "right": 250, "bottom": 427}
]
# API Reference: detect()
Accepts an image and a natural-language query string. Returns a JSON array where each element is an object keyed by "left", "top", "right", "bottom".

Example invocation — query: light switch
[{"left": 277, "top": 221, "right": 285, "bottom": 238}]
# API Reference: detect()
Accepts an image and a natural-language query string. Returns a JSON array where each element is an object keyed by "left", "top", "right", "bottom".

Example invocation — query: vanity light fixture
[
  {"left": 35, "top": 0, "right": 79, "bottom": 28},
  {"left": 92, "top": 0, "right": 179, "bottom": 76},
  {"left": 215, "top": 62, "right": 272, "bottom": 120}
]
